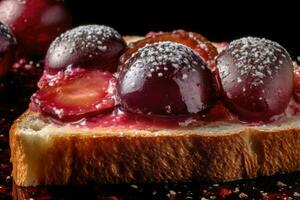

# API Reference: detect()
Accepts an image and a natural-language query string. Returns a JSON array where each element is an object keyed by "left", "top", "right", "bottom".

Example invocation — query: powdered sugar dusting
[
  {"left": 48, "top": 25, "right": 122, "bottom": 58},
  {"left": 226, "top": 37, "right": 289, "bottom": 86},
  {"left": 126, "top": 41, "right": 207, "bottom": 80}
]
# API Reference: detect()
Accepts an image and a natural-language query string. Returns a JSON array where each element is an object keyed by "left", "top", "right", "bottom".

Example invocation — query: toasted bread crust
[
  {"left": 10, "top": 36, "right": 300, "bottom": 186},
  {"left": 10, "top": 110, "right": 300, "bottom": 186}
]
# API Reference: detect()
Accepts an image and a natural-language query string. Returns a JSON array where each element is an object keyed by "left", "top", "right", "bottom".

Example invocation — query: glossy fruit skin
[
  {"left": 216, "top": 37, "right": 294, "bottom": 122},
  {"left": 31, "top": 70, "right": 116, "bottom": 121},
  {"left": 0, "top": 22, "right": 17, "bottom": 78},
  {"left": 293, "top": 64, "right": 300, "bottom": 103},
  {"left": 119, "top": 30, "right": 217, "bottom": 70},
  {"left": 117, "top": 42, "right": 217, "bottom": 116},
  {"left": 45, "top": 25, "right": 126, "bottom": 74},
  {"left": 0, "top": 0, "right": 72, "bottom": 57}
]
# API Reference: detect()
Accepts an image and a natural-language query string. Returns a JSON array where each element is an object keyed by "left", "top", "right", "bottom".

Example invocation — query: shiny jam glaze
[
  {"left": 30, "top": 40, "right": 300, "bottom": 129},
  {"left": 32, "top": 98, "right": 300, "bottom": 130},
  {"left": 32, "top": 64, "right": 300, "bottom": 129},
  {"left": 49, "top": 102, "right": 233, "bottom": 129},
  {"left": 3, "top": 51, "right": 300, "bottom": 200}
]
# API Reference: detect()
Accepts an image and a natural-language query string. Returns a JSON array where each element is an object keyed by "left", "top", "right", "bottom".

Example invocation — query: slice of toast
[
  {"left": 10, "top": 109, "right": 300, "bottom": 186},
  {"left": 10, "top": 36, "right": 300, "bottom": 186}
]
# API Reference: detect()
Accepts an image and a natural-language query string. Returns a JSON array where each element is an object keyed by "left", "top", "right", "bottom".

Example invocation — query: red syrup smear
[
  {"left": 36, "top": 101, "right": 235, "bottom": 130},
  {"left": 3, "top": 47, "right": 300, "bottom": 200},
  {"left": 30, "top": 43, "right": 300, "bottom": 130},
  {"left": 32, "top": 97, "right": 300, "bottom": 130}
]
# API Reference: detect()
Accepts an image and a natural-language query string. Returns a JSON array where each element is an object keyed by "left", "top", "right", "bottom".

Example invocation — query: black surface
[
  {"left": 65, "top": 0, "right": 300, "bottom": 57},
  {"left": 2, "top": 1, "right": 300, "bottom": 199}
]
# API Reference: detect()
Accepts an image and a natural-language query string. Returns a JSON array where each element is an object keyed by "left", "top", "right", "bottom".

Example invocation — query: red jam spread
[
  {"left": 1, "top": 2, "right": 300, "bottom": 197},
  {"left": 4, "top": 56, "right": 300, "bottom": 200},
  {"left": 28, "top": 29, "right": 300, "bottom": 130},
  {"left": 54, "top": 102, "right": 235, "bottom": 129},
  {"left": 30, "top": 98, "right": 300, "bottom": 130}
]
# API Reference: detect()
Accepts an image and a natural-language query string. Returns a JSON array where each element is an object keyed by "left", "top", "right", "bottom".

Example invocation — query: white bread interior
[{"left": 10, "top": 110, "right": 300, "bottom": 186}]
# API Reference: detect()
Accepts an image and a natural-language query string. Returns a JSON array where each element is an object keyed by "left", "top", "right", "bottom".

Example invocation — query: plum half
[
  {"left": 45, "top": 25, "right": 126, "bottom": 74},
  {"left": 0, "top": 0, "right": 72, "bottom": 57},
  {"left": 31, "top": 70, "right": 116, "bottom": 121},
  {"left": 215, "top": 37, "right": 293, "bottom": 122},
  {"left": 117, "top": 41, "right": 216, "bottom": 116}
]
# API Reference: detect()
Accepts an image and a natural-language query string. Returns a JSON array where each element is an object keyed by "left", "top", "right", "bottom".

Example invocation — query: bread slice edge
[{"left": 10, "top": 110, "right": 300, "bottom": 186}]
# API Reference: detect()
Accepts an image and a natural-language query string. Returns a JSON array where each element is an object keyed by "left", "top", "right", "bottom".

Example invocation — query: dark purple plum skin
[
  {"left": 45, "top": 25, "right": 126, "bottom": 74},
  {"left": 0, "top": 0, "right": 72, "bottom": 57},
  {"left": 117, "top": 42, "right": 217, "bottom": 116},
  {"left": 215, "top": 37, "right": 294, "bottom": 122},
  {"left": 0, "top": 22, "right": 16, "bottom": 77}
]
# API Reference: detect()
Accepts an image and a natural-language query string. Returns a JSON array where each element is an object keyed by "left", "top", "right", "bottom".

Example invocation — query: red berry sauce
[
  {"left": 36, "top": 31, "right": 300, "bottom": 128},
  {"left": 2, "top": 44, "right": 300, "bottom": 200}
]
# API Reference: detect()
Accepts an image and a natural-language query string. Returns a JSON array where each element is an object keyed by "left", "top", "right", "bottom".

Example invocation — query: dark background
[{"left": 64, "top": 0, "right": 300, "bottom": 59}]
